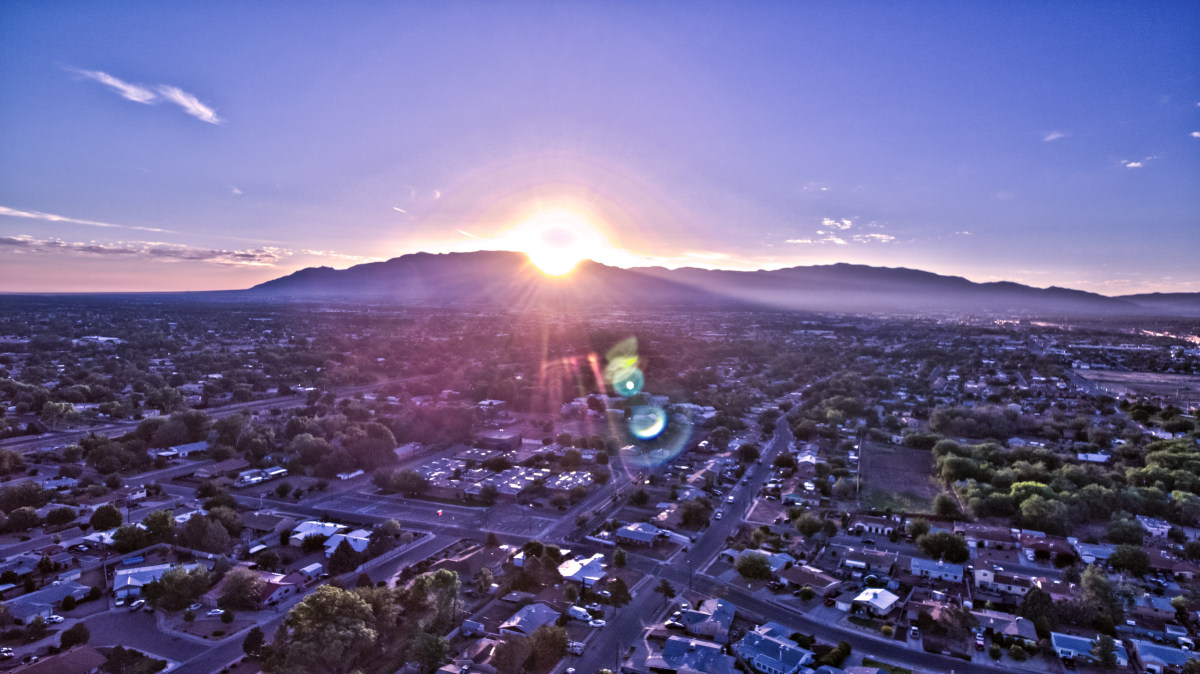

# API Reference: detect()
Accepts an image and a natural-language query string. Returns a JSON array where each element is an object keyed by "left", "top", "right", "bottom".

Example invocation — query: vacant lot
[
  {"left": 1076, "top": 369, "right": 1200, "bottom": 406},
  {"left": 860, "top": 441, "right": 939, "bottom": 513}
]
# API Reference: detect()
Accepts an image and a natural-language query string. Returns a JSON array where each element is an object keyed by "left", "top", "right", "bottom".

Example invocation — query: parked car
[
  {"left": 588, "top": 619, "right": 606, "bottom": 628},
  {"left": 128, "top": 600, "right": 145, "bottom": 611},
  {"left": 714, "top": 511, "right": 724, "bottom": 520},
  {"left": 0, "top": 647, "right": 14, "bottom": 660},
  {"left": 975, "top": 636, "right": 986, "bottom": 651},
  {"left": 187, "top": 603, "right": 203, "bottom": 612},
  {"left": 45, "top": 615, "right": 64, "bottom": 624},
  {"left": 584, "top": 603, "right": 602, "bottom": 612},
  {"left": 909, "top": 626, "right": 920, "bottom": 639},
  {"left": 207, "top": 609, "right": 226, "bottom": 617},
  {"left": 862, "top": 538, "right": 876, "bottom": 546}
]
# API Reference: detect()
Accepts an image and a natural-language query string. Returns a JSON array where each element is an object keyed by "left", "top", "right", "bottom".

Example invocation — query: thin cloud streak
[
  {"left": 67, "top": 68, "right": 157, "bottom": 103},
  {"left": 0, "top": 235, "right": 379, "bottom": 268},
  {"left": 1042, "top": 130, "right": 1067, "bottom": 142},
  {"left": 0, "top": 205, "right": 176, "bottom": 234},
  {"left": 156, "top": 85, "right": 221, "bottom": 124},
  {"left": 65, "top": 66, "right": 220, "bottom": 124}
]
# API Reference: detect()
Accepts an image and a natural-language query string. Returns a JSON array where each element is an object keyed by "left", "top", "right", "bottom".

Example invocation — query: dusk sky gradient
[{"left": 2, "top": 1, "right": 1198, "bottom": 293}]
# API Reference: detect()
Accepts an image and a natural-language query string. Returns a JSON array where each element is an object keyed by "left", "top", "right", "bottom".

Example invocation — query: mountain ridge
[{"left": 242, "top": 250, "right": 1200, "bottom": 316}]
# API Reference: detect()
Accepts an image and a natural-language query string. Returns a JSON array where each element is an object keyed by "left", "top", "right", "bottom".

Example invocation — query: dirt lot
[
  {"left": 859, "top": 441, "right": 940, "bottom": 513},
  {"left": 1076, "top": 369, "right": 1200, "bottom": 406}
]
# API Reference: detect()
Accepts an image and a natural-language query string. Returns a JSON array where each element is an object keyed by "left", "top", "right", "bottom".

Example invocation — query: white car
[
  {"left": 206, "top": 608, "right": 226, "bottom": 617},
  {"left": 45, "top": 615, "right": 64, "bottom": 624},
  {"left": 588, "top": 619, "right": 606, "bottom": 628},
  {"left": 726, "top": 495, "right": 735, "bottom": 503},
  {"left": 714, "top": 511, "right": 723, "bottom": 520},
  {"left": 128, "top": 600, "right": 145, "bottom": 611},
  {"left": 187, "top": 603, "right": 203, "bottom": 612}
]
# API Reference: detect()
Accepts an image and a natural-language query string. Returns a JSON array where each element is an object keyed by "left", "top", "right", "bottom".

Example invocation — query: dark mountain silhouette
[{"left": 243, "top": 250, "right": 1196, "bottom": 316}]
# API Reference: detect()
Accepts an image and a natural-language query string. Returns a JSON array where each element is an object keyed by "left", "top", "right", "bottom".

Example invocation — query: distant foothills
[{"left": 228, "top": 250, "right": 1200, "bottom": 317}]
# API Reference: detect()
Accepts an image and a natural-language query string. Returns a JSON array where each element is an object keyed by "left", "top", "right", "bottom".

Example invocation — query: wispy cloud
[
  {"left": 0, "top": 235, "right": 378, "bottom": 268},
  {"left": 821, "top": 217, "right": 854, "bottom": 230},
  {"left": 231, "top": 186, "right": 242, "bottom": 196},
  {"left": 1042, "top": 130, "right": 1068, "bottom": 142},
  {"left": 1120, "top": 154, "right": 1160, "bottom": 169},
  {"left": 1191, "top": 131, "right": 1200, "bottom": 138},
  {"left": 851, "top": 233, "right": 895, "bottom": 243},
  {"left": 156, "top": 85, "right": 221, "bottom": 124},
  {"left": 0, "top": 205, "right": 175, "bottom": 234},
  {"left": 66, "top": 66, "right": 221, "bottom": 124},
  {"left": 67, "top": 68, "right": 157, "bottom": 103},
  {"left": 457, "top": 230, "right": 477, "bottom": 239}
]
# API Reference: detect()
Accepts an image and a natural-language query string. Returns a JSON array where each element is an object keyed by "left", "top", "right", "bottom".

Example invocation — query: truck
[{"left": 568, "top": 605, "right": 591, "bottom": 621}]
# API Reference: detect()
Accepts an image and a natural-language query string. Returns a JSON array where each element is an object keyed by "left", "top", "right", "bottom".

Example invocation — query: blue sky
[{"left": 1, "top": 1, "right": 1197, "bottom": 293}]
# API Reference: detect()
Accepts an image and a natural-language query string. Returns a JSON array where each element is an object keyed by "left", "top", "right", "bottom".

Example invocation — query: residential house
[
  {"left": 909, "top": 558, "right": 964, "bottom": 584},
  {"left": 733, "top": 622, "right": 815, "bottom": 674},
  {"left": 778, "top": 565, "right": 842, "bottom": 596},
  {"left": 955, "top": 523, "right": 1017, "bottom": 551},
  {"left": 498, "top": 602, "right": 560, "bottom": 637},
  {"left": 324, "top": 529, "right": 372, "bottom": 558},
  {"left": 20, "top": 645, "right": 106, "bottom": 674},
  {"left": 113, "top": 562, "right": 202, "bottom": 601},
  {"left": 1051, "top": 633, "right": 1128, "bottom": 667},
  {"left": 850, "top": 514, "right": 901, "bottom": 536},
  {"left": 202, "top": 569, "right": 301, "bottom": 608},
  {"left": 852, "top": 589, "right": 901, "bottom": 618},
  {"left": 973, "top": 560, "right": 1033, "bottom": 597},
  {"left": 616, "top": 522, "right": 667, "bottom": 546},
  {"left": 971, "top": 609, "right": 1037, "bottom": 646},
  {"left": 557, "top": 553, "right": 606, "bottom": 589},
  {"left": 646, "top": 636, "right": 736, "bottom": 674},
  {"left": 676, "top": 598, "right": 735, "bottom": 643},
  {"left": 840, "top": 547, "right": 898, "bottom": 575},
  {"left": 1131, "top": 639, "right": 1193, "bottom": 674},
  {"left": 5, "top": 581, "right": 91, "bottom": 624},
  {"left": 288, "top": 521, "right": 347, "bottom": 547}
]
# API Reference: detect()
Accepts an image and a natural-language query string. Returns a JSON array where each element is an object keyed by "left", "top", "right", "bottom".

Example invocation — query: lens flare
[{"left": 629, "top": 405, "right": 667, "bottom": 440}]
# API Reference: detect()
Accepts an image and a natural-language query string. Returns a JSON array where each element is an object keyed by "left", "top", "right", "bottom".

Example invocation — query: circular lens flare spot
[
  {"left": 629, "top": 405, "right": 667, "bottom": 440},
  {"left": 612, "top": 367, "right": 644, "bottom": 397}
]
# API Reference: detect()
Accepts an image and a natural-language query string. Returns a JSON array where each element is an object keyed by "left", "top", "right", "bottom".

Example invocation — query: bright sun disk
[{"left": 511, "top": 209, "right": 607, "bottom": 276}]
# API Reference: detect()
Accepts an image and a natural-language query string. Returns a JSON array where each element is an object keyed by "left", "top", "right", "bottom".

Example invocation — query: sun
[{"left": 511, "top": 209, "right": 607, "bottom": 276}]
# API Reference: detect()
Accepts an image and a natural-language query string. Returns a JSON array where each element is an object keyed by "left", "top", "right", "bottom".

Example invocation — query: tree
[
  {"left": 112, "top": 525, "right": 149, "bottom": 554},
  {"left": 936, "top": 604, "right": 978, "bottom": 642},
  {"left": 329, "top": 538, "right": 362, "bottom": 576},
  {"left": 679, "top": 499, "right": 713, "bottom": 528},
  {"left": 243, "top": 625, "right": 265, "bottom": 657},
  {"left": 736, "top": 552, "right": 774, "bottom": 580},
  {"left": 916, "top": 531, "right": 970, "bottom": 564},
  {"left": 45, "top": 507, "right": 77, "bottom": 528},
  {"left": 142, "top": 565, "right": 212, "bottom": 611},
  {"left": 795, "top": 513, "right": 823, "bottom": 537},
  {"left": 613, "top": 547, "right": 627, "bottom": 568},
  {"left": 1092, "top": 634, "right": 1118, "bottom": 670},
  {"left": 89, "top": 504, "right": 122, "bottom": 531},
  {"left": 277, "top": 586, "right": 378, "bottom": 674},
  {"left": 528, "top": 625, "right": 568, "bottom": 671},
  {"left": 630, "top": 489, "right": 650, "bottom": 506},
  {"left": 737, "top": 443, "right": 760, "bottom": 464},
  {"left": 24, "top": 616, "right": 47, "bottom": 641},
  {"left": 492, "top": 636, "right": 533, "bottom": 674},
  {"left": 479, "top": 483, "right": 499, "bottom": 506},
  {"left": 59, "top": 622, "right": 89, "bottom": 649},
  {"left": 906, "top": 518, "right": 931, "bottom": 539},
  {"left": 1081, "top": 565, "right": 1122, "bottom": 628},
  {"left": 1107, "top": 517, "right": 1146, "bottom": 545},
  {"left": 5, "top": 507, "right": 39, "bottom": 532},
  {"left": 220, "top": 566, "right": 266, "bottom": 611},
  {"left": 933, "top": 493, "right": 961, "bottom": 518},
  {"left": 1019, "top": 587, "right": 1057, "bottom": 633},
  {"left": 142, "top": 509, "right": 176, "bottom": 544},
  {"left": 655, "top": 579, "right": 676, "bottom": 605},
  {"left": 1108, "top": 545, "right": 1150, "bottom": 576},
  {"left": 407, "top": 630, "right": 448, "bottom": 673},
  {"left": 609, "top": 577, "right": 632, "bottom": 606}
]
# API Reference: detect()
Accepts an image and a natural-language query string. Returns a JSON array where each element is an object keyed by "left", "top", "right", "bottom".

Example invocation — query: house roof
[
  {"left": 1131, "top": 639, "right": 1192, "bottom": 667},
  {"left": 647, "top": 636, "right": 736, "bottom": 674},
  {"left": 498, "top": 602, "right": 560, "bottom": 636},
  {"left": 853, "top": 588, "right": 900, "bottom": 613},
  {"left": 734, "top": 626, "right": 813, "bottom": 674},
  {"left": 20, "top": 645, "right": 106, "bottom": 674}
]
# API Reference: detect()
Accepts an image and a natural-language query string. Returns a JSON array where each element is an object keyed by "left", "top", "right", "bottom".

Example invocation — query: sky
[{"left": 1, "top": 1, "right": 1198, "bottom": 294}]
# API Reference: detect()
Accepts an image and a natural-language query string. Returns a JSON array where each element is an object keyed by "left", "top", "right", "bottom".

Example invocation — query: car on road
[
  {"left": 187, "top": 603, "right": 203, "bottom": 612},
  {"left": 714, "top": 511, "right": 723, "bottom": 520},
  {"left": 0, "top": 648, "right": 14, "bottom": 660},
  {"left": 584, "top": 603, "right": 602, "bottom": 612},
  {"left": 207, "top": 609, "right": 226, "bottom": 617},
  {"left": 129, "top": 600, "right": 145, "bottom": 611},
  {"left": 862, "top": 538, "right": 876, "bottom": 546},
  {"left": 45, "top": 615, "right": 64, "bottom": 624},
  {"left": 597, "top": 590, "right": 611, "bottom": 599},
  {"left": 588, "top": 619, "right": 606, "bottom": 628},
  {"left": 726, "top": 495, "right": 735, "bottom": 503}
]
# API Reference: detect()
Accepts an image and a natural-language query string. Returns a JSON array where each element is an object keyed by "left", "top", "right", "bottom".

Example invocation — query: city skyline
[{"left": 2, "top": 2, "right": 1199, "bottom": 294}]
